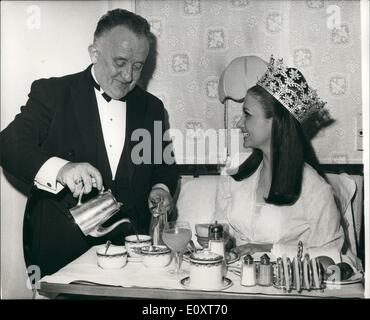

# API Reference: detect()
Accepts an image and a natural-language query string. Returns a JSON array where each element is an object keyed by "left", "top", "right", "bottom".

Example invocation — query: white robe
[{"left": 215, "top": 163, "right": 345, "bottom": 252}]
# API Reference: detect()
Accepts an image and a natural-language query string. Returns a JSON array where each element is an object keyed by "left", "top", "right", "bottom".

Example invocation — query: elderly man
[{"left": 0, "top": 9, "right": 178, "bottom": 276}]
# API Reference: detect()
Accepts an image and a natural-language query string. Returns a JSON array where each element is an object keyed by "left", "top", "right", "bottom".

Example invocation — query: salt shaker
[
  {"left": 208, "top": 221, "right": 225, "bottom": 258},
  {"left": 258, "top": 253, "right": 272, "bottom": 286},
  {"left": 241, "top": 254, "right": 256, "bottom": 287}
]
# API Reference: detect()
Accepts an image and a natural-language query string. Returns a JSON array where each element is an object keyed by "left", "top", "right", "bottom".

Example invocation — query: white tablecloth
[{"left": 40, "top": 245, "right": 364, "bottom": 298}]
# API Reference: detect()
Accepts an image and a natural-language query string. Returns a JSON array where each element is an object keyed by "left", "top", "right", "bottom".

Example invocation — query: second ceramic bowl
[
  {"left": 125, "top": 235, "right": 152, "bottom": 258},
  {"left": 141, "top": 245, "right": 172, "bottom": 268}
]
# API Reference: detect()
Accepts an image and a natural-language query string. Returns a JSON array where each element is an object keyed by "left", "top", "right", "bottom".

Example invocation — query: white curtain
[{"left": 136, "top": 0, "right": 362, "bottom": 164}]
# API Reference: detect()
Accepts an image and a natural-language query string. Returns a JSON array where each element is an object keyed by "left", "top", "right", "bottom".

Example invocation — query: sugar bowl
[{"left": 188, "top": 250, "right": 225, "bottom": 290}]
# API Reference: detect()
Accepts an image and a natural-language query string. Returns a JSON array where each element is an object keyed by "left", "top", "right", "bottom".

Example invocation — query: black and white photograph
[{"left": 0, "top": 0, "right": 369, "bottom": 304}]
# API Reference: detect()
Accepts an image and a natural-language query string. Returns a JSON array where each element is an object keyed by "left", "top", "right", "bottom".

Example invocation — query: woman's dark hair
[
  {"left": 232, "top": 85, "right": 326, "bottom": 205},
  {"left": 94, "top": 9, "right": 153, "bottom": 45}
]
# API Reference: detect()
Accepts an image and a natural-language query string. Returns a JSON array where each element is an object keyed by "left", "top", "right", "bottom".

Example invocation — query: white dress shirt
[
  {"left": 34, "top": 66, "right": 169, "bottom": 194},
  {"left": 92, "top": 68, "right": 126, "bottom": 179}
]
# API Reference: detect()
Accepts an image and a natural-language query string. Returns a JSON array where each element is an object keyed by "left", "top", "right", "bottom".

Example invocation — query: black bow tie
[
  {"left": 101, "top": 92, "right": 112, "bottom": 102},
  {"left": 90, "top": 73, "right": 126, "bottom": 102}
]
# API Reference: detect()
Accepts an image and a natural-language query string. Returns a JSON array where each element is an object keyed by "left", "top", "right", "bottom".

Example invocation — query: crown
[{"left": 256, "top": 56, "right": 326, "bottom": 123}]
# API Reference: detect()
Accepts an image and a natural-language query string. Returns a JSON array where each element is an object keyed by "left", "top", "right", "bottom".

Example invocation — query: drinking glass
[{"left": 162, "top": 221, "right": 192, "bottom": 277}]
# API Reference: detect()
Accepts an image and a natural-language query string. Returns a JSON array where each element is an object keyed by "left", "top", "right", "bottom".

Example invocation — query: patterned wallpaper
[{"left": 136, "top": 0, "right": 363, "bottom": 164}]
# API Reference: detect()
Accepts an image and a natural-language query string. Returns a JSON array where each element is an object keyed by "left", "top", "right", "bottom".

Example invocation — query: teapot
[{"left": 69, "top": 188, "right": 130, "bottom": 237}]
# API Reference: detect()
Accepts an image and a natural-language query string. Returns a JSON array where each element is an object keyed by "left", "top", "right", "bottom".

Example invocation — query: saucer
[
  {"left": 324, "top": 271, "right": 364, "bottom": 285},
  {"left": 180, "top": 277, "right": 233, "bottom": 291},
  {"left": 226, "top": 250, "right": 240, "bottom": 264},
  {"left": 184, "top": 250, "right": 239, "bottom": 265}
]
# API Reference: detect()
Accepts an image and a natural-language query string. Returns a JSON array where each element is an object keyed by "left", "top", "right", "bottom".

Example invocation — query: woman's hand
[{"left": 233, "top": 243, "right": 273, "bottom": 256}]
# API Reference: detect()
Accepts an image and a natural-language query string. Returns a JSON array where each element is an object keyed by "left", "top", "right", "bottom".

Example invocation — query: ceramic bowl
[
  {"left": 125, "top": 235, "right": 152, "bottom": 258},
  {"left": 141, "top": 245, "right": 172, "bottom": 268},
  {"left": 96, "top": 245, "right": 127, "bottom": 269}
]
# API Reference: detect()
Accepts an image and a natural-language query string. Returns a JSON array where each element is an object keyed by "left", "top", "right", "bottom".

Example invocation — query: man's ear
[{"left": 88, "top": 44, "right": 99, "bottom": 64}]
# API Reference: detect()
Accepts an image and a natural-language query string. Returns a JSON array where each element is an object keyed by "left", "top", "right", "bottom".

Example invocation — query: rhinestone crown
[{"left": 257, "top": 56, "right": 326, "bottom": 123}]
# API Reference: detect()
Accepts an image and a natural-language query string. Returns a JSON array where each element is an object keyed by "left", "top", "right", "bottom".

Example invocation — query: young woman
[{"left": 217, "top": 57, "right": 344, "bottom": 256}]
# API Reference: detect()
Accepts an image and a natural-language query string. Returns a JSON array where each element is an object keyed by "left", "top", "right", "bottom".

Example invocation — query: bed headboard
[{"left": 177, "top": 164, "right": 363, "bottom": 176}]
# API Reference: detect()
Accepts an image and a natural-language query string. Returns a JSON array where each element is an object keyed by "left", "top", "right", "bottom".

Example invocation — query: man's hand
[
  {"left": 56, "top": 162, "right": 103, "bottom": 197},
  {"left": 148, "top": 188, "right": 173, "bottom": 216}
]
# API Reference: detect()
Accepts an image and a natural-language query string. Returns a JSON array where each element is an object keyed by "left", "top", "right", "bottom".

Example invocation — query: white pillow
[
  {"left": 327, "top": 173, "right": 357, "bottom": 255},
  {"left": 176, "top": 176, "right": 219, "bottom": 242}
]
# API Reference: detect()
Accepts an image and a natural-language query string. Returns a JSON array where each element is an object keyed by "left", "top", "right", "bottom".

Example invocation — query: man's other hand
[
  {"left": 57, "top": 162, "right": 103, "bottom": 197},
  {"left": 148, "top": 188, "right": 173, "bottom": 216}
]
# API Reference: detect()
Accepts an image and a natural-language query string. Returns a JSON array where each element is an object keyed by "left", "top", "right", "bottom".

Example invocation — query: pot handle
[{"left": 76, "top": 186, "right": 105, "bottom": 206}]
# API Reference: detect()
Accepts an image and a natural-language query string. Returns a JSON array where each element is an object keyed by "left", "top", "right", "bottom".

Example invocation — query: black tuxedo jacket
[{"left": 0, "top": 65, "right": 178, "bottom": 276}]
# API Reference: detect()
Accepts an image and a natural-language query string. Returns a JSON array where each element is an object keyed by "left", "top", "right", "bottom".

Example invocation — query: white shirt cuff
[
  {"left": 152, "top": 183, "right": 170, "bottom": 194},
  {"left": 34, "top": 157, "right": 69, "bottom": 194}
]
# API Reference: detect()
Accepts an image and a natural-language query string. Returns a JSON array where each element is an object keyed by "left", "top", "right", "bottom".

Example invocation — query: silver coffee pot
[{"left": 69, "top": 188, "right": 130, "bottom": 237}]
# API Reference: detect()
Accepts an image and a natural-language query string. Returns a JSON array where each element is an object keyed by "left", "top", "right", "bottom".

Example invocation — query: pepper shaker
[
  {"left": 241, "top": 254, "right": 256, "bottom": 287},
  {"left": 258, "top": 254, "right": 272, "bottom": 286},
  {"left": 208, "top": 221, "right": 224, "bottom": 240}
]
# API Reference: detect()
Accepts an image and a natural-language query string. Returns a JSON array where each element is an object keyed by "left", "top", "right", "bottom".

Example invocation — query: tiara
[{"left": 256, "top": 56, "right": 326, "bottom": 123}]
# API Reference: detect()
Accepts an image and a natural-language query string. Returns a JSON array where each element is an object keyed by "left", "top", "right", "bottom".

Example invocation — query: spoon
[{"left": 104, "top": 240, "right": 111, "bottom": 255}]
